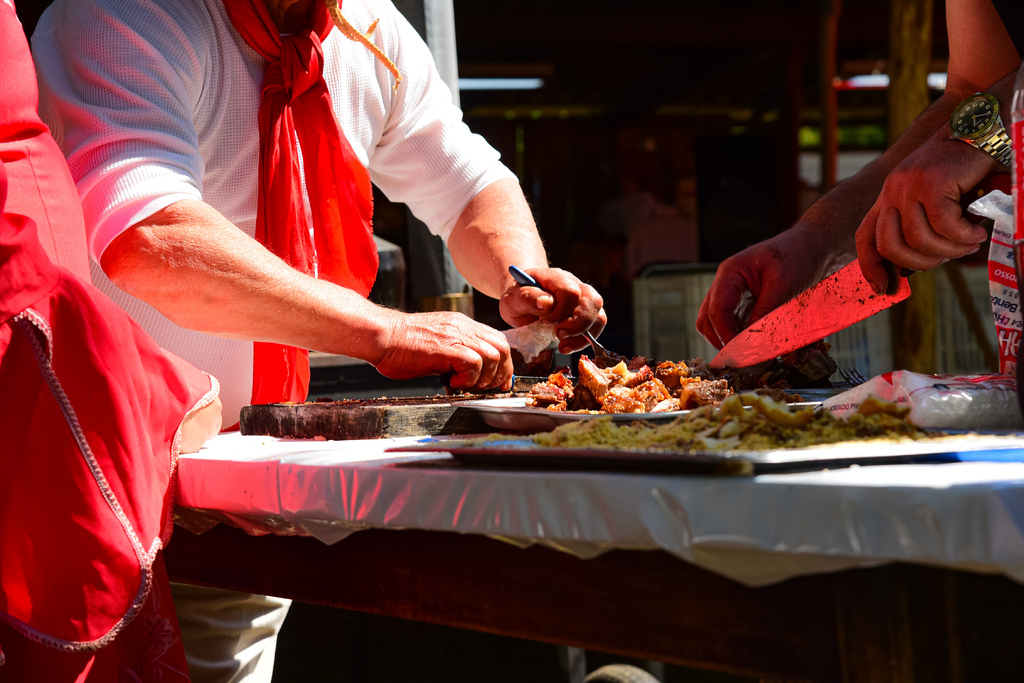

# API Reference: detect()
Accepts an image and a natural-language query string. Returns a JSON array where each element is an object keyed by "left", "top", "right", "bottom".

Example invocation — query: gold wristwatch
[{"left": 949, "top": 92, "right": 1013, "bottom": 167}]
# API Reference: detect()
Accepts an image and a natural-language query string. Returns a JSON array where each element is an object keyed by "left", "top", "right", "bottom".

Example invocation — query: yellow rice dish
[{"left": 486, "top": 393, "right": 932, "bottom": 453}]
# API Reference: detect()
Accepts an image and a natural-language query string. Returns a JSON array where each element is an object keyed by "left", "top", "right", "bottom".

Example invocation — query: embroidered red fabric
[
  {"left": 0, "top": 4, "right": 216, "bottom": 678},
  {"left": 0, "top": 163, "right": 216, "bottom": 681}
]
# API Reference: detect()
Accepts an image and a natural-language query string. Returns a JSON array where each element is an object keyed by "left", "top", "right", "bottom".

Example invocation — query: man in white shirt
[
  {"left": 33, "top": 0, "right": 605, "bottom": 428},
  {"left": 32, "top": 0, "right": 606, "bottom": 679}
]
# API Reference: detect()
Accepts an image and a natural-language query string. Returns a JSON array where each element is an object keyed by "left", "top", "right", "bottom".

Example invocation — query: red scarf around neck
[{"left": 222, "top": 0, "right": 379, "bottom": 408}]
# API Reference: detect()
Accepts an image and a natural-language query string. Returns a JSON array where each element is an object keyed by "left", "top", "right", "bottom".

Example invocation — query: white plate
[
  {"left": 462, "top": 397, "right": 824, "bottom": 433},
  {"left": 462, "top": 397, "right": 694, "bottom": 433}
]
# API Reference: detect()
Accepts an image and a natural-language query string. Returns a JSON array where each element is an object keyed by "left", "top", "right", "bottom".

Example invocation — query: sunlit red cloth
[
  {"left": 0, "top": 0, "right": 89, "bottom": 281},
  {"left": 221, "top": 0, "right": 378, "bottom": 407},
  {"left": 0, "top": 3, "right": 218, "bottom": 677},
  {"left": 0, "top": 557, "right": 187, "bottom": 682},
  {"left": 0, "top": 159, "right": 218, "bottom": 678}
]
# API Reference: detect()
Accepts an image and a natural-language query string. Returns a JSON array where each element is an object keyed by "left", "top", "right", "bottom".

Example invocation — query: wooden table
[
  {"left": 167, "top": 432, "right": 1024, "bottom": 682},
  {"left": 165, "top": 522, "right": 1024, "bottom": 683}
]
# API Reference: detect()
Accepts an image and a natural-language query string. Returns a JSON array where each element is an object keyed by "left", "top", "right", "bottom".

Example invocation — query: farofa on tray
[{"left": 500, "top": 393, "right": 934, "bottom": 453}]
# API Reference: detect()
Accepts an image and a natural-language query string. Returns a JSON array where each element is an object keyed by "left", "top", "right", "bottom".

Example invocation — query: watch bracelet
[{"left": 979, "top": 127, "right": 1012, "bottom": 167}]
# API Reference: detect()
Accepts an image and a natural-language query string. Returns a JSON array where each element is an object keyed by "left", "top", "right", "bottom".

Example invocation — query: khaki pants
[{"left": 171, "top": 583, "right": 291, "bottom": 683}]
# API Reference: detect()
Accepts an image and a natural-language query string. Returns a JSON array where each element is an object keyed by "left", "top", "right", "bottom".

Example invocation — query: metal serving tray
[{"left": 388, "top": 433, "right": 1024, "bottom": 476}]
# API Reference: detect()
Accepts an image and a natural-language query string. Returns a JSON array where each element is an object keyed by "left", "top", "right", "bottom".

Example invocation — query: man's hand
[
  {"left": 696, "top": 228, "right": 839, "bottom": 349},
  {"left": 696, "top": 0, "right": 1019, "bottom": 346},
  {"left": 374, "top": 311, "right": 514, "bottom": 391},
  {"left": 498, "top": 267, "right": 606, "bottom": 354},
  {"left": 445, "top": 181, "right": 606, "bottom": 353},
  {"left": 855, "top": 135, "right": 995, "bottom": 293}
]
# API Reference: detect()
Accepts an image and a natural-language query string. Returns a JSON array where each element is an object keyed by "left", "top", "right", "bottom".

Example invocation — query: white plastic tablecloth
[{"left": 176, "top": 432, "right": 1024, "bottom": 587}]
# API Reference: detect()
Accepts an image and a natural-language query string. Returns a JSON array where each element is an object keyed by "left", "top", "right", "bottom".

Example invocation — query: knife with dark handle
[
  {"left": 708, "top": 260, "right": 912, "bottom": 371},
  {"left": 438, "top": 371, "right": 549, "bottom": 395}
]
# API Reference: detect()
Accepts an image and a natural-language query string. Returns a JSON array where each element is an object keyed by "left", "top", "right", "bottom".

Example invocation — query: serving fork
[{"left": 838, "top": 367, "right": 868, "bottom": 386}]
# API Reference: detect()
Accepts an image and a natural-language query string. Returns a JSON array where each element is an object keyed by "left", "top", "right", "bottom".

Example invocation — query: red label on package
[
  {"left": 989, "top": 145, "right": 1022, "bottom": 374},
  {"left": 1015, "top": 120, "right": 1024, "bottom": 241},
  {"left": 990, "top": 261, "right": 1018, "bottom": 287}
]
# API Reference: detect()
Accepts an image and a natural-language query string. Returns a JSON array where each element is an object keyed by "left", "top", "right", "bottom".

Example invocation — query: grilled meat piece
[
  {"left": 527, "top": 383, "right": 569, "bottom": 410},
  {"left": 718, "top": 365, "right": 782, "bottom": 390},
  {"left": 511, "top": 347, "right": 554, "bottom": 377},
  {"left": 631, "top": 378, "right": 672, "bottom": 411},
  {"left": 526, "top": 370, "right": 574, "bottom": 410},
  {"left": 650, "top": 397, "right": 682, "bottom": 413},
  {"left": 601, "top": 385, "right": 647, "bottom": 413},
  {"left": 578, "top": 356, "right": 616, "bottom": 402},
  {"left": 781, "top": 341, "right": 837, "bottom": 384},
  {"left": 654, "top": 360, "right": 691, "bottom": 390},
  {"left": 568, "top": 383, "right": 602, "bottom": 411},
  {"left": 624, "top": 364, "right": 655, "bottom": 388},
  {"left": 627, "top": 356, "right": 652, "bottom": 372},
  {"left": 755, "top": 386, "right": 805, "bottom": 403},
  {"left": 717, "top": 341, "right": 837, "bottom": 390},
  {"left": 677, "top": 378, "right": 732, "bottom": 409},
  {"left": 684, "top": 357, "right": 715, "bottom": 381}
]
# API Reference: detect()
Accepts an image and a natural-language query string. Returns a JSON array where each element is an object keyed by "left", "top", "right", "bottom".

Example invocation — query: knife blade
[
  {"left": 509, "top": 375, "right": 548, "bottom": 393},
  {"left": 439, "top": 372, "right": 550, "bottom": 395},
  {"left": 709, "top": 260, "right": 912, "bottom": 370}
]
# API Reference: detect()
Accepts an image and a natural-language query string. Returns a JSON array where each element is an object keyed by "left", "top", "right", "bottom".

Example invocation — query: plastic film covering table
[{"left": 175, "top": 432, "right": 1024, "bottom": 587}]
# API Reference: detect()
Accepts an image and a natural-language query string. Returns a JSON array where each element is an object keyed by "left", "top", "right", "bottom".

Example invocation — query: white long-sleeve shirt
[{"left": 32, "top": 0, "right": 516, "bottom": 425}]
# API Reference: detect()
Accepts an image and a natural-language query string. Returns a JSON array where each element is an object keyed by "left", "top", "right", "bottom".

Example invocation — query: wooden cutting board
[{"left": 239, "top": 395, "right": 501, "bottom": 440}]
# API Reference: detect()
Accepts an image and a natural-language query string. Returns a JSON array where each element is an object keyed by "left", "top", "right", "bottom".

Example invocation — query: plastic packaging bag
[
  {"left": 822, "top": 371, "right": 1022, "bottom": 430},
  {"left": 969, "top": 190, "right": 1022, "bottom": 374},
  {"left": 503, "top": 321, "right": 557, "bottom": 362}
]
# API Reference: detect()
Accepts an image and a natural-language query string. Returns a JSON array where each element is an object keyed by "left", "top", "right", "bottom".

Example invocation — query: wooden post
[
  {"left": 833, "top": 565, "right": 962, "bottom": 683},
  {"left": 888, "top": 0, "right": 936, "bottom": 373},
  {"left": 782, "top": 44, "right": 804, "bottom": 228},
  {"left": 820, "top": 0, "right": 840, "bottom": 193}
]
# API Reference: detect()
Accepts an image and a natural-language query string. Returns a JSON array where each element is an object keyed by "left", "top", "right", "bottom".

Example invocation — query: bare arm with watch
[
  {"left": 856, "top": 77, "right": 1016, "bottom": 293},
  {"left": 697, "top": 0, "right": 1019, "bottom": 347},
  {"left": 852, "top": 0, "right": 1020, "bottom": 292}
]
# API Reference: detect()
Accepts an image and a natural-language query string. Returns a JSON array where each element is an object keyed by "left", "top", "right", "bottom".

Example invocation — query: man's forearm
[
  {"left": 100, "top": 199, "right": 397, "bottom": 363},
  {"left": 446, "top": 178, "right": 548, "bottom": 298},
  {"left": 796, "top": 89, "right": 966, "bottom": 259},
  {"left": 800, "top": 0, "right": 1020, "bottom": 251}
]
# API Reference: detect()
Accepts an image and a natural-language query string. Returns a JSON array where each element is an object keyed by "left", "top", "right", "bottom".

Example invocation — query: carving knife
[
  {"left": 709, "top": 260, "right": 912, "bottom": 371},
  {"left": 439, "top": 372, "right": 550, "bottom": 394}
]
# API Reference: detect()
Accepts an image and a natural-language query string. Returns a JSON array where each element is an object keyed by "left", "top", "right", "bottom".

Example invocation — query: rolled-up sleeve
[{"left": 32, "top": 0, "right": 206, "bottom": 261}]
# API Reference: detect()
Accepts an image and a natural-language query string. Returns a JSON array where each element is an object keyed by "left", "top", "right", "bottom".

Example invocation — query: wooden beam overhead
[
  {"left": 820, "top": 0, "right": 841, "bottom": 192},
  {"left": 455, "top": 9, "right": 821, "bottom": 47},
  {"left": 888, "top": 0, "right": 936, "bottom": 374}
]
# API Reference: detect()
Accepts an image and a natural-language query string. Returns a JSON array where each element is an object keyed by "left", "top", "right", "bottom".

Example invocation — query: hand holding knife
[{"left": 708, "top": 260, "right": 913, "bottom": 371}]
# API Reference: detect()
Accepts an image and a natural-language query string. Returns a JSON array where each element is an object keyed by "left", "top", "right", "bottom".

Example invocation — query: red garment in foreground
[
  {"left": 0, "top": 162, "right": 217, "bottom": 679},
  {"left": 221, "top": 0, "right": 378, "bottom": 407},
  {"left": 1, "top": 5, "right": 217, "bottom": 677}
]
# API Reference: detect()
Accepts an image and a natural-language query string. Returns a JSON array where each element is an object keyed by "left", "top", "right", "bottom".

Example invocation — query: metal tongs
[{"left": 508, "top": 265, "right": 627, "bottom": 367}]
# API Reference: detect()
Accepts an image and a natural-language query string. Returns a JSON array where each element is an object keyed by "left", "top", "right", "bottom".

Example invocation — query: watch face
[{"left": 950, "top": 94, "right": 999, "bottom": 141}]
